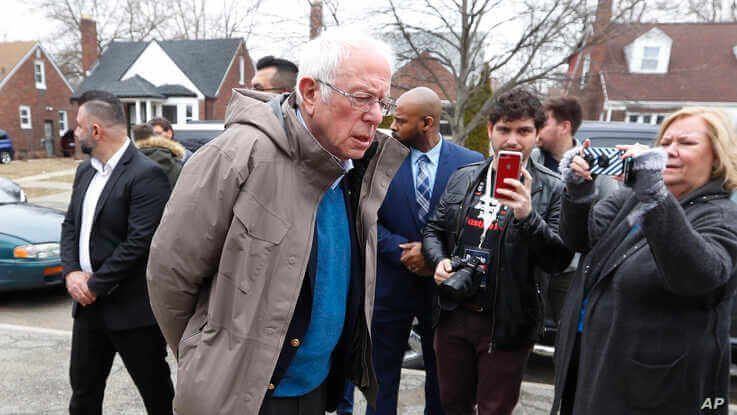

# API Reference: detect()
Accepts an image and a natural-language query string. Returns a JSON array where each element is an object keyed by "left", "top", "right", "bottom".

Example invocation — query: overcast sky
[
  {"left": 0, "top": 0, "right": 389, "bottom": 62},
  {"left": 1, "top": 0, "right": 58, "bottom": 42}
]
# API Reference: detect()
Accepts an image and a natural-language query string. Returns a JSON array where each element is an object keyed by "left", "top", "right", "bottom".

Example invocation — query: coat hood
[
  {"left": 223, "top": 89, "right": 294, "bottom": 157},
  {"left": 135, "top": 135, "right": 186, "bottom": 160}
]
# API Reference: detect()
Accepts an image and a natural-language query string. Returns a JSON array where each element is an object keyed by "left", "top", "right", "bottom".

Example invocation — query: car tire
[{"left": 0, "top": 151, "right": 11, "bottom": 164}]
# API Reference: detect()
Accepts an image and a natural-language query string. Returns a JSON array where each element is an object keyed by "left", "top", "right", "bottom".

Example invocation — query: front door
[{"left": 43, "top": 120, "right": 54, "bottom": 157}]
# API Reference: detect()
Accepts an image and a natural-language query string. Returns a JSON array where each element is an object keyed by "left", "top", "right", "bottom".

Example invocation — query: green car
[{"left": 0, "top": 177, "right": 64, "bottom": 291}]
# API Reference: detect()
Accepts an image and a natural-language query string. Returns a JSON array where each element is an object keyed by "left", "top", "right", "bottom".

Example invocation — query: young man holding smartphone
[{"left": 421, "top": 88, "right": 573, "bottom": 415}]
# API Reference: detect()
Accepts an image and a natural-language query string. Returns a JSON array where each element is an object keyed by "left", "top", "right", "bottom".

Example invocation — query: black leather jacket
[{"left": 422, "top": 157, "right": 573, "bottom": 349}]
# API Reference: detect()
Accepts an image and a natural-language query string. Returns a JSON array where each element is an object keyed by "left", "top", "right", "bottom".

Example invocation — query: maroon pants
[{"left": 434, "top": 308, "right": 531, "bottom": 415}]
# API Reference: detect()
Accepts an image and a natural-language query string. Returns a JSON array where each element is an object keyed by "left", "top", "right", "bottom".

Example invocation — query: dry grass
[{"left": 0, "top": 158, "right": 80, "bottom": 180}]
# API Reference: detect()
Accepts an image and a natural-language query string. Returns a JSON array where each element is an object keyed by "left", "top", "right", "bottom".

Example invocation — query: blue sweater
[{"left": 274, "top": 184, "right": 352, "bottom": 396}]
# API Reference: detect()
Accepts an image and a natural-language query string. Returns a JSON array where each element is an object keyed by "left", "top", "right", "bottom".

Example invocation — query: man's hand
[
  {"left": 495, "top": 167, "right": 534, "bottom": 220},
  {"left": 433, "top": 258, "right": 453, "bottom": 285},
  {"left": 399, "top": 242, "right": 433, "bottom": 276},
  {"left": 65, "top": 271, "right": 96, "bottom": 306}
]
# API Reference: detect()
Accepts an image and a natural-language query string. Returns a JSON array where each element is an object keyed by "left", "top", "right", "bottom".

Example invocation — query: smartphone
[
  {"left": 493, "top": 150, "right": 523, "bottom": 200},
  {"left": 583, "top": 147, "right": 631, "bottom": 176}
]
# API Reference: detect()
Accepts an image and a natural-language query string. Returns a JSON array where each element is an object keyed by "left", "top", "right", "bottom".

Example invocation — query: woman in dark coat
[{"left": 551, "top": 107, "right": 737, "bottom": 415}]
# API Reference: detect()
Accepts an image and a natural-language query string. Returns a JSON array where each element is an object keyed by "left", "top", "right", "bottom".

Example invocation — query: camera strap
[{"left": 478, "top": 164, "right": 499, "bottom": 247}]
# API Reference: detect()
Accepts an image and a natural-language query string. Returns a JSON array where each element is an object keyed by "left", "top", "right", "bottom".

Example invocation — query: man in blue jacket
[{"left": 369, "top": 87, "right": 483, "bottom": 414}]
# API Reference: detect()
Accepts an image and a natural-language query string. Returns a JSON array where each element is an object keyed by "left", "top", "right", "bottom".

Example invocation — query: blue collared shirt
[{"left": 410, "top": 136, "right": 443, "bottom": 196}]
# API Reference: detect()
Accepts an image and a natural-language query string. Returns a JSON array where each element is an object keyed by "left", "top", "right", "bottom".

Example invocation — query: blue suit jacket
[{"left": 375, "top": 140, "right": 484, "bottom": 313}]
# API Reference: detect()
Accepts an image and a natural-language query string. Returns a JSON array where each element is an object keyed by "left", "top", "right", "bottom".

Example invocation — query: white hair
[{"left": 295, "top": 27, "right": 395, "bottom": 104}]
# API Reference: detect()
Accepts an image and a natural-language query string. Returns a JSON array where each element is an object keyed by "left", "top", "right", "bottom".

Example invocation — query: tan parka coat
[{"left": 146, "top": 90, "right": 407, "bottom": 415}]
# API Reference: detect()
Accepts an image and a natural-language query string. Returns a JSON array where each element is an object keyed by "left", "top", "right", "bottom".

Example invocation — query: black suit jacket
[{"left": 61, "top": 141, "right": 171, "bottom": 330}]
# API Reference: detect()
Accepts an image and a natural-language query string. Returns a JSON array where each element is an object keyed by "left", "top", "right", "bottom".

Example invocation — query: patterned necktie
[{"left": 416, "top": 155, "right": 432, "bottom": 221}]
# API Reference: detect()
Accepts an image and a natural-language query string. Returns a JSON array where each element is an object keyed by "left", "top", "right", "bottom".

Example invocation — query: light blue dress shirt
[{"left": 410, "top": 137, "right": 443, "bottom": 195}]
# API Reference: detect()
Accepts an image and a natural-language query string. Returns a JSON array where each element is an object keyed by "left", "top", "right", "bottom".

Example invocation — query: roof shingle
[
  {"left": 601, "top": 23, "right": 737, "bottom": 102},
  {"left": 75, "top": 38, "right": 242, "bottom": 98},
  {"left": 0, "top": 41, "right": 36, "bottom": 84}
]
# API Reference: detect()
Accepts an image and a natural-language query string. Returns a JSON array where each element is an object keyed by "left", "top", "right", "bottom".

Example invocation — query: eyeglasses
[{"left": 316, "top": 80, "right": 395, "bottom": 116}]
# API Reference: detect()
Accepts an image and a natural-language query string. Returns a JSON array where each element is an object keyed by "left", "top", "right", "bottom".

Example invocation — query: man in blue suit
[{"left": 370, "top": 87, "right": 483, "bottom": 414}]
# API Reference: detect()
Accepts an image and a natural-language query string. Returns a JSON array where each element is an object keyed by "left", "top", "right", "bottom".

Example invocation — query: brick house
[
  {"left": 391, "top": 51, "right": 457, "bottom": 102},
  {"left": 566, "top": 1, "right": 737, "bottom": 124},
  {"left": 73, "top": 19, "right": 254, "bottom": 130},
  {"left": 0, "top": 41, "right": 76, "bottom": 159},
  {"left": 390, "top": 51, "right": 459, "bottom": 136}
]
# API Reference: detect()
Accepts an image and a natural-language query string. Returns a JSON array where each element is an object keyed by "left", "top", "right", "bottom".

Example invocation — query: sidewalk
[
  {"left": 0, "top": 324, "right": 554, "bottom": 415},
  {"left": 15, "top": 168, "right": 76, "bottom": 211}
]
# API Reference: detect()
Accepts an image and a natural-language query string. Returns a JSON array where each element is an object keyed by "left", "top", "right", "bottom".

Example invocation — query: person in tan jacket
[{"left": 146, "top": 29, "right": 407, "bottom": 415}]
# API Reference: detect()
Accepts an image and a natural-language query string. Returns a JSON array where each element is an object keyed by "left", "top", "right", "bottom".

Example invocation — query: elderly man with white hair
[{"left": 146, "top": 29, "right": 407, "bottom": 415}]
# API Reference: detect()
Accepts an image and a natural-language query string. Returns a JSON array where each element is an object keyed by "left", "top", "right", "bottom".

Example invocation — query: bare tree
[
  {"left": 33, "top": 0, "right": 261, "bottom": 84},
  {"left": 684, "top": 0, "right": 737, "bottom": 22},
  {"left": 384, "top": 0, "right": 648, "bottom": 145}
]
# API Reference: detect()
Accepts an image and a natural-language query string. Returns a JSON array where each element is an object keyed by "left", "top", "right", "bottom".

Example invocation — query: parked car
[
  {"left": 60, "top": 129, "right": 76, "bottom": 157},
  {"left": 0, "top": 177, "right": 64, "bottom": 291},
  {"left": 172, "top": 122, "right": 225, "bottom": 153},
  {"left": 0, "top": 129, "right": 14, "bottom": 164},
  {"left": 575, "top": 120, "right": 660, "bottom": 147}
]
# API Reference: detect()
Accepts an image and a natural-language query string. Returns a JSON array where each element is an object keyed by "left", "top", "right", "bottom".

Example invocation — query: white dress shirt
[{"left": 78, "top": 139, "right": 130, "bottom": 273}]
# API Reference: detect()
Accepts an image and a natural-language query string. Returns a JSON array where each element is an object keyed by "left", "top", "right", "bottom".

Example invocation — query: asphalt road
[{"left": 0, "top": 287, "right": 737, "bottom": 413}]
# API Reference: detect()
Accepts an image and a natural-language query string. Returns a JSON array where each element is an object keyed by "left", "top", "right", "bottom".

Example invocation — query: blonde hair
[{"left": 655, "top": 107, "right": 737, "bottom": 191}]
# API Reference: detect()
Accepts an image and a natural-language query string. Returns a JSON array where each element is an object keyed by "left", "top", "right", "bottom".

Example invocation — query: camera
[
  {"left": 582, "top": 146, "right": 635, "bottom": 185},
  {"left": 438, "top": 256, "right": 485, "bottom": 303}
]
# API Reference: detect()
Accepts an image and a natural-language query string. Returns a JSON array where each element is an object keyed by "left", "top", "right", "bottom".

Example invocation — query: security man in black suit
[{"left": 61, "top": 90, "right": 174, "bottom": 414}]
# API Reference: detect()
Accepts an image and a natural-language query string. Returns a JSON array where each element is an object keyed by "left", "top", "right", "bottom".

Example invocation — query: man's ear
[
  {"left": 487, "top": 121, "right": 494, "bottom": 139},
  {"left": 298, "top": 77, "right": 320, "bottom": 116},
  {"left": 422, "top": 116, "right": 434, "bottom": 132},
  {"left": 91, "top": 122, "right": 103, "bottom": 141},
  {"left": 561, "top": 120, "right": 572, "bottom": 134}
]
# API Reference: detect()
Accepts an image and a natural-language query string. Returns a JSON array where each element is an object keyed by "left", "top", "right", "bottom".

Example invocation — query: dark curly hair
[{"left": 488, "top": 88, "right": 545, "bottom": 131}]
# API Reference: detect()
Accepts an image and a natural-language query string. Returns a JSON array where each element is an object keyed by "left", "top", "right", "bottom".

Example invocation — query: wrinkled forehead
[{"left": 659, "top": 115, "right": 711, "bottom": 142}]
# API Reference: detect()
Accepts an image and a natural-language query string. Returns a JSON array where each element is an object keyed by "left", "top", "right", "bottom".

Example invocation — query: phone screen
[{"left": 493, "top": 151, "right": 522, "bottom": 200}]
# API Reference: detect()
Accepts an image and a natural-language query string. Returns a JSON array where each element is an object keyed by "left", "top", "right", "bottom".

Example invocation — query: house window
[
  {"left": 34, "top": 60, "right": 46, "bottom": 89},
  {"left": 239, "top": 56, "right": 245, "bottom": 86},
  {"left": 162, "top": 105, "right": 178, "bottom": 124},
  {"left": 641, "top": 46, "right": 659, "bottom": 71},
  {"left": 186, "top": 104, "right": 193, "bottom": 123},
  {"left": 580, "top": 54, "right": 590, "bottom": 89},
  {"left": 58, "top": 111, "right": 68, "bottom": 134},
  {"left": 19, "top": 106, "right": 32, "bottom": 129},
  {"left": 626, "top": 112, "right": 668, "bottom": 125}
]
